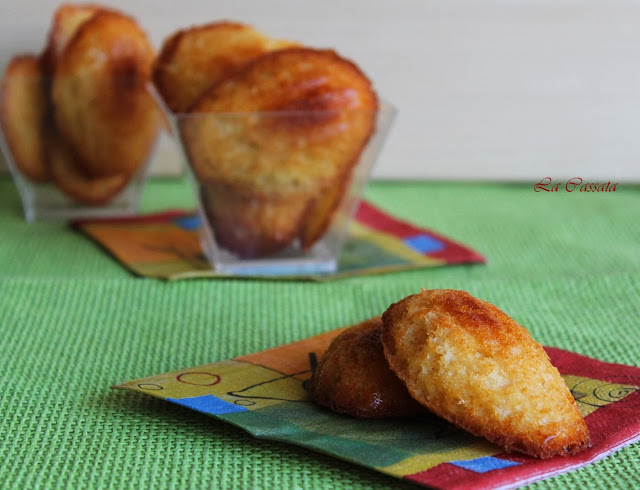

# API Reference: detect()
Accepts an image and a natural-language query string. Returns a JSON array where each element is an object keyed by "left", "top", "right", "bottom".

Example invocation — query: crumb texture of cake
[
  {"left": 309, "top": 316, "right": 427, "bottom": 419},
  {"left": 381, "top": 289, "right": 591, "bottom": 458}
]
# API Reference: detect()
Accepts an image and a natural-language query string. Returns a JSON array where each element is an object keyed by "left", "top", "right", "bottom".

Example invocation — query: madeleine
[{"left": 381, "top": 289, "right": 591, "bottom": 458}]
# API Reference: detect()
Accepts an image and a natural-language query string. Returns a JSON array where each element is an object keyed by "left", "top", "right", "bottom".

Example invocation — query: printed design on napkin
[
  {"left": 114, "top": 327, "right": 640, "bottom": 490},
  {"left": 73, "top": 201, "right": 485, "bottom": 280}
]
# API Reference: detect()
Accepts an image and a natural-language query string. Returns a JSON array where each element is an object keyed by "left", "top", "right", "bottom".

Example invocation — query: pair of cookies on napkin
[
  {"left": 0, "top": 4, "right": 160, "bottom": 204},
  {"left": 153, "top": 22, "right": 378, "bottom": 257},
  {"left": 310, "top": 289, "right": 592, "bottom": 459}
]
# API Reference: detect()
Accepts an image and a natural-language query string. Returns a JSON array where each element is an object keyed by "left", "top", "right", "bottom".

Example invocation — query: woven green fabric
[{"left": 1, "top": 176, "right": 639, "bottom": 489}]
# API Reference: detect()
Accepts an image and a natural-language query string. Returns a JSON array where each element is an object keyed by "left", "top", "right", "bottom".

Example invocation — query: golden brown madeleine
[
  {"left": 200, "top": 182, "right": 312, "bottom": 258},
  {"left": 46, "top": 124, "right": 127, "bottom": 205},
  {"left": 41, "top": 3, "right": 105, "bottom": 77},
  {"left": 381, "top": 289, "right": 591, "bottom": 458},
  {"left": 153, "top": 21, "right": 296, "bottom": 113},
  {"left": 0, "top": 55, "right": 50, "bottom": 182},
  {"left": 52, "top": 10, "right": 159, "bottom": 178},
  {"left": 183, "top": 47, "right": 378, "bottom": 199},
  {"left": 299, "top": 171, "right": 352, "bottom": 250},
  {"left": 309, "top": 316, "right": 427, "bottom": 418}
]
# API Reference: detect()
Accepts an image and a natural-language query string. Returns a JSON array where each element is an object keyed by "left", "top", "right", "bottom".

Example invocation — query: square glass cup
[
  {"left": 162, "top": 97, "right": 395, "bottom": 277},
  {"left": 1, "top": 142, "right": 154, "bottom": 222},
  {"left": 0, "top": 73, "right": 161, "bottom": 222}
]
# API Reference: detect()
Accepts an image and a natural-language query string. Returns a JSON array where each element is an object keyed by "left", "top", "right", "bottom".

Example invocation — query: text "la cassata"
[{"left": 534, "top": 177, "right": 619, "bottom": 193}]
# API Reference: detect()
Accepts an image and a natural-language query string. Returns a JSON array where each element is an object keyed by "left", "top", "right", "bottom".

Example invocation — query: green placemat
[{"left": 1, "top": 177, "right": 639, "bottom": 489}]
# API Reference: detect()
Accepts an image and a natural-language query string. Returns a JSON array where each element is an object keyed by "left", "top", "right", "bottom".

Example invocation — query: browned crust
[
  {"left": 151, "top": 25, "right": 183, "bottom": 107},
  {"left": 200, "top": 182, "right": 313, "bottom": 258},
  {"left": 309, "top": 316, "right": 427, "bottom": 419},
  {"left": 40, "top": 3, "right": 107, "bottom": 77},
  {"left": 381, "top": 289, "right": 591, "bottom": 459},
  {"left": 46, "top": 124, "right": 128, "bottom": 205},
  {"left": 180, "top": 47, "right": 377, "bottom": 254},
  {"left": 153, "top": 21, "right": 296, "bottom": 113},
  {"left": 52, "top": 9, "right": 159, "bottom": 178},
  {"left": 152, "top": 21, "right": 250, "bottom": 86},
  {"left": 0, "top": 55, "right": 50, "bottom": 182},
  {"left": 184, "top": 47, "right": 377, "bottom": 198},
  {"left": 190, "top": 46, "right": 378, "bottom": 114},
  {"left": 299, "top": 170, "right": 352, "bottom": 250}
]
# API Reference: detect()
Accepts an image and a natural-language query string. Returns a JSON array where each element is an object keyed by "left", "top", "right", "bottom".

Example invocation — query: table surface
[{"left": 1, "top": 177, "right": 639, "bottom": 489}]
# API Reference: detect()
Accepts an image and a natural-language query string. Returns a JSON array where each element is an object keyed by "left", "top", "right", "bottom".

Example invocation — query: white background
[{"left": 2, "top": 0, "right": 640, "bottom": 182}]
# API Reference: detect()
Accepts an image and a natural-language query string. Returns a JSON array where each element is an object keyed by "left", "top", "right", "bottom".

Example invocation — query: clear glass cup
[
  {"left": 1, "top": 140, "right": 154, "bottom": 222},
  {"left": 160, "top": 92, "right": 395, "bottom": 277},
  {"left": 0, "top": 73, "right": 161, "bottom": 222}
]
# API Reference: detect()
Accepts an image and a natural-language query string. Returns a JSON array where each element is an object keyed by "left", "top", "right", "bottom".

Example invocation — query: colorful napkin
[
  {"left": 114, "top": 324, "right": 640, "bottom": 490},
  {"left": 73, "top": 201, "right": 485, "bottom": 280}
]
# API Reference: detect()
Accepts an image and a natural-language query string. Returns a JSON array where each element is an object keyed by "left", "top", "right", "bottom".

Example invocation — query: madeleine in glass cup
[
  {"left": 169, "top": 47, "right": 391, "bottom": 275},
  {"left": 0, "top": 4, "right": 161, "bottom": 220}
]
